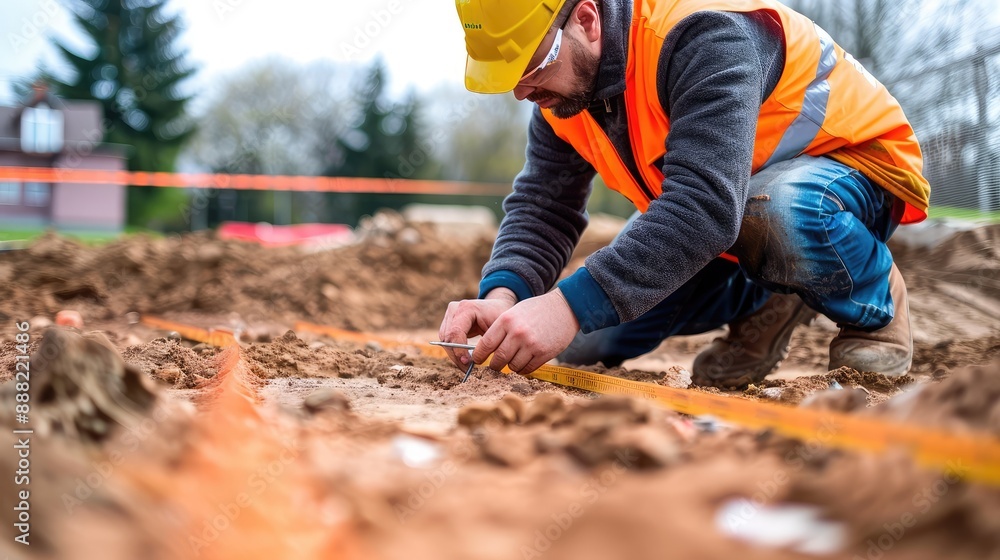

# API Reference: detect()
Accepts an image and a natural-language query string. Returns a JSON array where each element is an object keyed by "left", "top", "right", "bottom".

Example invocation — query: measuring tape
[{"left": 146, "top": 316, "right": 1000, "bottom": 485}]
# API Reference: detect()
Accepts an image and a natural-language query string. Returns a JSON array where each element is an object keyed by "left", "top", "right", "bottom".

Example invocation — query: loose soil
[{"left": 0, "top": 215, "right": 998, "bottom": 560}]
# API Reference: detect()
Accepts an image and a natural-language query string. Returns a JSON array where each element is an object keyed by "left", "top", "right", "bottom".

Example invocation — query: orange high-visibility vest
[{"left": 543, "top": 0, "right": 930, "bottom": 224}]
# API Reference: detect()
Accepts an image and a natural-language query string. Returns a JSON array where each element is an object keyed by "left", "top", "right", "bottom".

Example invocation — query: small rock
[
  {"left": 55, "top": 310, "right": 83, "bottom": 329},
  {"left": 29, "top": 315, "right": 53, "bottom": 330},
  {"left": 365, "top": 341, "right": 383, "bottom": 353},
  {"left": 303, "top": 389, "right": 351, "bottom": 414},
  {"left": 397, "top": 227, "right": 421, "bottom": 245},
  {"left": 153, "top": 365, "right": 183, "bottom": 385},
  {"left": 760, "top": 387, "right": 784, "bottom": 400},
  {"left": 510, "top": 382, "right": 534, "bottom": 396},
  {"left": 166, "top": 331, "right": 181, "bottom": 342},
  {"left": 277, "top": 330, "right": 300, "bottom": 343}
]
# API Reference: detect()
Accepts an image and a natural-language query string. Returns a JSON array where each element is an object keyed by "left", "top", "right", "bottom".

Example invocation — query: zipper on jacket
[
  {"left": 618, "top": 95, "right": 657, "bottom": 204},
  {"left": 594, "top": 94, "right": 657, "bottom": 204}
]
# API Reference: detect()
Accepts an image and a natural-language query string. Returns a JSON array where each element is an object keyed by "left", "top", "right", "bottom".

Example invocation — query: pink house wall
[{"left": 50, "top": 154, "right": 127, "bottom": 229}]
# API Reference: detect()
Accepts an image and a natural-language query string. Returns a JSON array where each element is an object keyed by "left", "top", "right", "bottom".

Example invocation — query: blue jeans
[{"left": 560, "top": 155, "right": 904, "bottom": 366}]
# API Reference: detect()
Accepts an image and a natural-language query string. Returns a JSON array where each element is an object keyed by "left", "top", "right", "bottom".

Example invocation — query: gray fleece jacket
[{"left": 478, "top": 0, "right": 786, "bottom": 333}]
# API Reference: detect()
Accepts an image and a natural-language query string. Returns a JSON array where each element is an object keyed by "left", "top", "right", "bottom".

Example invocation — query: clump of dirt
[
  {"left": 3, "top": 220, "right": 1000, "bottom": 560},
  {"left": 457, "top": 393, "right": 686, "bottom": 469},
  {"left": 744, "top": 367, "right": 913, "bottom": 406},
  {"left": 0, "top": 210, "right": 492, "bottom": 331},
  {"left": 243, "top": 330, "right": 374, "bottom": 379},
  {"left": 121, "top": 337, "right": 221, "bottom": 388},
  {"left": 876, "top": 359, "right": 1000, "bottom": 436},
  {"left": 243, "top": 330, "right": 464, "bottom": 390},
  {"left": 890, "top": 223, "right": 1000, "bottom": 300},
  {"left": 912, "top": 335, "right": 1000, "bottom": 374},
  {"left": 0, "top": 328, "right": 159, "bottom": 441},
  {"left": 558, "top": 362, "right": 691, "bottom": 388},
  {"left": 0, "top": 334, "right": 40, "bottom": 384}
]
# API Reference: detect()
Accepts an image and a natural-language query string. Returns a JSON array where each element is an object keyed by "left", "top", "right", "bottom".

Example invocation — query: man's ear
[{"left": 573, "top": 0, "right": 603, "bottom": 44}]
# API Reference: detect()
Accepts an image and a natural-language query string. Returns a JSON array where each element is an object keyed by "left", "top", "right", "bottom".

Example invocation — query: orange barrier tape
[{"left": 0, "top": 166, "right": 511, "bottom": 196}]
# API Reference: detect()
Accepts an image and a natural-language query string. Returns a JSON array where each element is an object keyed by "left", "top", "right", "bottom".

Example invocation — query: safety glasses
[{"left": 518, "top": 28, "right": 564, "bottom": 87}]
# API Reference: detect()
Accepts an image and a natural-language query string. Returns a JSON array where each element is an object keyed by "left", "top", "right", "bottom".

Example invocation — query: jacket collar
[{"left": 590, "top": 0, "right": 631, "bottom": 101}]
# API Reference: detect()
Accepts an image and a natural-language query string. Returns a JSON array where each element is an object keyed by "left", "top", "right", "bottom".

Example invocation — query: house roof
[{"left": 21, "top": 82, "right": 67, "bottom": 111}]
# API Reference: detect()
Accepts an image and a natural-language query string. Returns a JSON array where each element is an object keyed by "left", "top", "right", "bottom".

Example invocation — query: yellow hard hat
[{"left": 456, "top": 0, "right": 567, "bottom": 94}]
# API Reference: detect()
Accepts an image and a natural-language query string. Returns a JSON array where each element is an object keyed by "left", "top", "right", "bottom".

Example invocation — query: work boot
[
  {"left": 828, "top": 264, "right": 912, "bottom": 375},
  {"left": 692, "top": 294, "right": 817, "bottom": 389}
]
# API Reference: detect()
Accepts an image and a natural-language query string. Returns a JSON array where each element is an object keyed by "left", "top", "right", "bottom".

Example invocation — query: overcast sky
[{"left": 0, "top": 0, "right": 469, "bottom": 105}]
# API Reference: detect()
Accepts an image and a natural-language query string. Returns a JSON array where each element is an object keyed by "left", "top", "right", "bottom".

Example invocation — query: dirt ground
[{"left": 0, "top": 212, "right": 998, "bottom": 560}]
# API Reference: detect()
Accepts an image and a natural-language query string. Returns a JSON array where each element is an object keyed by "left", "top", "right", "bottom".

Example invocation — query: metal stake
[{"left": 430, "top": 341, "right": 477, "bottom": 383}]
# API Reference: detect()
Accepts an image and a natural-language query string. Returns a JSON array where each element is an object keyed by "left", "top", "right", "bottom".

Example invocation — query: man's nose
[{"left": 512, "top": 83, "right": 534, "bottom": 101}]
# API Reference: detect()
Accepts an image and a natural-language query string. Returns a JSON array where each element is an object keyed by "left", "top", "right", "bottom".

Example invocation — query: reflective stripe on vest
[{"left": 763, "top": 24, "right": 837, "bottom": 168}]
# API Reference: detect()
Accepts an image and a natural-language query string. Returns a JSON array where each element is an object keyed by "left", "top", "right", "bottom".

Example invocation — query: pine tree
[
  {"left": 51, "top": 0, "right": 196, "bottom": 228},
  {"left": 324, "top": 60, "right": 430, "bottom": 224}
]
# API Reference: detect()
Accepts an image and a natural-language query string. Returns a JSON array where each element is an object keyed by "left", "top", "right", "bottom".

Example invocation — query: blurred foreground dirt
[{"left": 0, "top": 214, "right": 998, "bottom": 560}]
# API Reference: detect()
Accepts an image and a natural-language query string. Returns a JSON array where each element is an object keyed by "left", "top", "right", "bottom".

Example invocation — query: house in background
[{"left": 0, "top": 84, "right": 128, "bottom": 231}]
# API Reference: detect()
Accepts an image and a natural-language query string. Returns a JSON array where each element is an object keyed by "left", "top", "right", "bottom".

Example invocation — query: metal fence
[{"left": 886, "top": 39, "right": 1000, "bottom": 218}]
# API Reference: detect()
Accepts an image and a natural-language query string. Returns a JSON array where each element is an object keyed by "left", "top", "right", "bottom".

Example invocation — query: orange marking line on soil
[
  {"left": 141, "top": 315, "right": 259, "bottom": 404},
  {"left": 0, "top": 165, "right": 512, "bottom": 196},
  {"left": 291, "top": 320, "right": 1000, "bottom": 486},
  {"left": 137, "top": 315, "right": 363, "bottom": 558},
  {"left": 146, "top": 316, "right": 1000, "bottom": 485},
  {"left": 294, "top": 321, "right": 451, "bottom": 360}
]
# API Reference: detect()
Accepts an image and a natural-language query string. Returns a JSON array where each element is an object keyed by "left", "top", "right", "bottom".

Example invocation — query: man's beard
[{"left": 527, "top": 36, "right": 600, "bottom": 119}]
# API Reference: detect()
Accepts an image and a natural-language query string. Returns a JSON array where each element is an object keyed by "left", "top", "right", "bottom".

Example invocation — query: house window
[
  {"left": 24, "top": 182, "right": 51, "bottom": 207},
  {"left": 21, "top": 104, "right": 65, "bottom": 153},
  {"left": 0, "top": 182, "right": 20, "bottom": 205}
]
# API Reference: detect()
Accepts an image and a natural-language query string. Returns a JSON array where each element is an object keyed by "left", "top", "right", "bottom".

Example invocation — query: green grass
[
  {"left": 928, "top": 206, "right": 1000, "bottom": 223},
  {"left": 0, "top": 227, "right": 158, "bottom": 245}
]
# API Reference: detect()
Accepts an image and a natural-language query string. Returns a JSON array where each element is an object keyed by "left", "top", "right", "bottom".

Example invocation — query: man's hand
[
  {"left": 472, "top": 288, "right": 580, "bottom": 375},
  {"left": 438, "top": 288, "right": 518, "bottom": 369}
]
